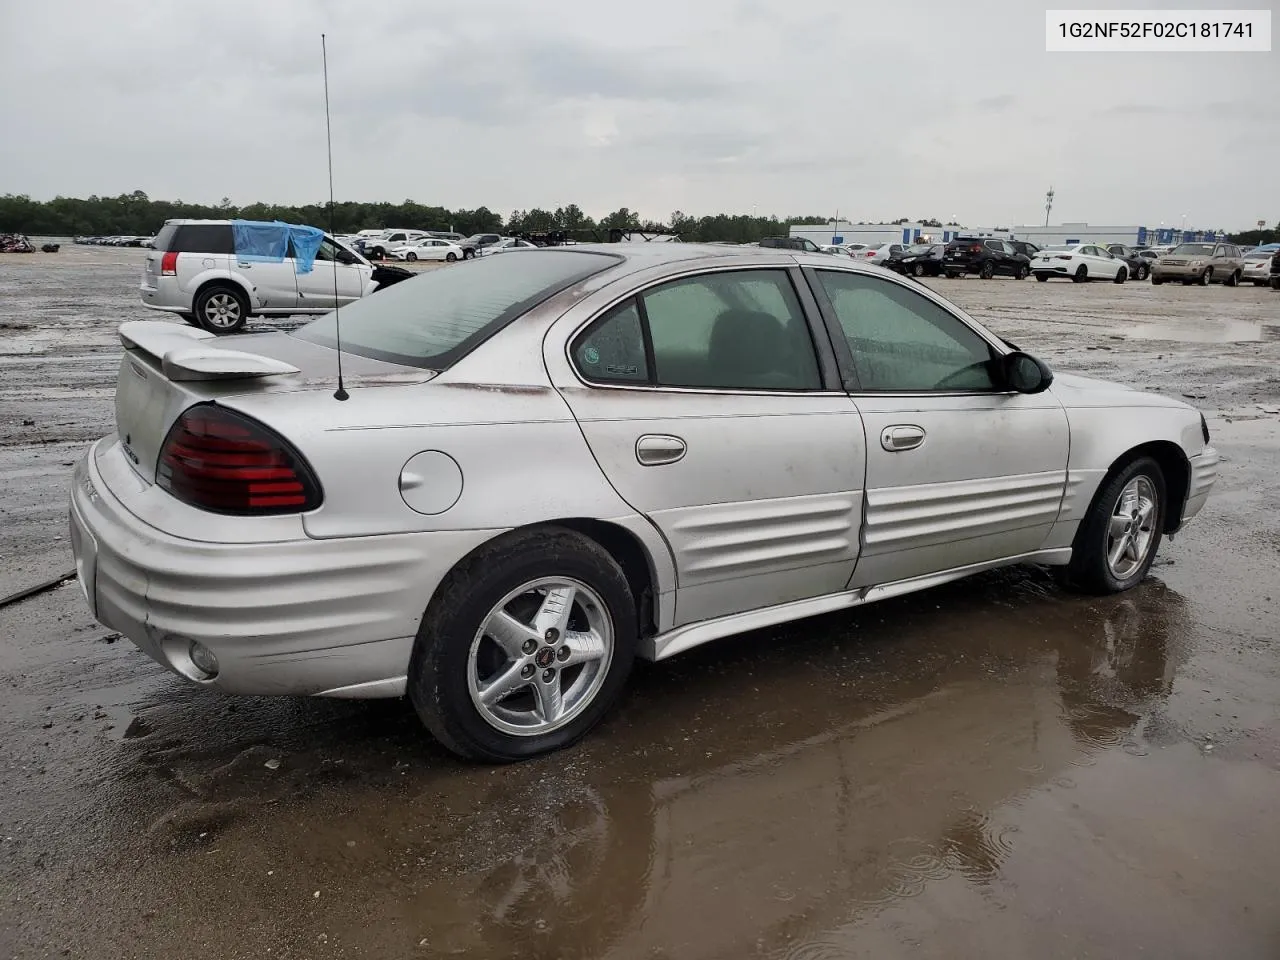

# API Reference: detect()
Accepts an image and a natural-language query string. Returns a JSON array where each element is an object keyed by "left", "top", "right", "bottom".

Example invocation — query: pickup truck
[{"left": 360, "top": 229, "right": 429, "bottom": 260}]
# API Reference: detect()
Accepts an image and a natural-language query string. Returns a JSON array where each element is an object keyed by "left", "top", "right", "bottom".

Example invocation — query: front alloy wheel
[{"left": 1063, "top": 456, "right": 1166, "bottom": 594}]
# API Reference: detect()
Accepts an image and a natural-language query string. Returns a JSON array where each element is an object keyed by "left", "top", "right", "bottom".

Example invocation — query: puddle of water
[{"left": 1121, "top": 319, "right": 1277, "bottom": 343}]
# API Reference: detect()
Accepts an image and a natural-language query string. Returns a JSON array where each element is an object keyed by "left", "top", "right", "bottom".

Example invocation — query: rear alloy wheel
[
  {"left": 1200, "top": 267, "right": 1213, "bottom": 286},
  {"left": 446, "top": 251, "right": 458, "bottom": 262},
  {"left": 1017, "top": 264, "right": 1031, "bottom": 279},
  {"left": 194, "top": 285, "right": 249, "bottom": 335},
  {"left": 1224, "top": 270, "right": 1239, "bottom": 287},
  {"left": 179, "top": 312, "right": 200, "bottom": 327},
  {"left": 1063, "top": 457, "right": 1165, "bottom": 594},
  {"left": 1114, "top": 267, "right": 1127, "bottom": 284},
  {"left": 912, "top": 263, "right": 925, "bottom": 277},
  {"left": 979, "top": 261, "right": 996, "bottom": 280},
  {"left": 409, "top": 527, "right": 637, "bottom": 762},
  {"left": 1138, "top": 263, "right": 1150, "bottom": 280},
  {"left": 1073, "top": 265, "right": 1088, "bottom": 283}
]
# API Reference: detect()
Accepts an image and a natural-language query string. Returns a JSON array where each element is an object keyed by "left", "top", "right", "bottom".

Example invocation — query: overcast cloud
[{"left": 0, "top": 0, "right": 1274, "bottom": 229}]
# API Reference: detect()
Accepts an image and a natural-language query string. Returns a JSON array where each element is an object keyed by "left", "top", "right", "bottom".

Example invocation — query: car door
[
  {"left": 806, "top": 266, "right": 1070, "bottom": 587},
  {"left": 294, "top": 235, "right": 370, "bottom": 308},
  {"left": 231, "top": 229, "right": 299, "bottom": 312},
  {"left": 552, "top": 265, "right": 867, "bottom": 627}
]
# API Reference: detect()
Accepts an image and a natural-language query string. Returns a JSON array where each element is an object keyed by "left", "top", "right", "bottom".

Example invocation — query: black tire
[
  {"left": 979, "top": 261, "right": 996, "bottom": 280},
  {"left": 912, "top": 263, "right": 925, "bottom": 277},
  {"left": 463, "top": 249, "right": 476, "bottom": 260},
  {"left": 1138, "top": 264, "right": 1149, "bottom": 281},
  {"left": 1224, "top": 270, "right": 1238, "bottom": 288},
  {"left": 370, "top": 246, "right": 386, "bottom": 260},
  {"left": 1063, "top": 456, "right": 1166, "bottom": 595},
  {"left": 446, "top": 252, "right": 458, "bottom": 262},
  {"left": 1036, "top": 274, "right": 1049, "bottom": 282},
  {"left": 405, "top": 251, "right": 418, "bottom": 262},
  {"left": 1072, "top": 265, "right": 1088, "bottom": 283},
  {"left": 1017, "top": 264, "right": 1030, "bottom": 280},
  {"left": 179, "top": 312, "right": 200, "bottom": 327},
  {"left": 1113, "top": 267, "right": 1127, "bottom": 284},
  {"left": 1151, "top": 275, "right": 1164, "bottom": 285},
  {"left": 1255, "top": 281, "right": 1268, "bottom": 287},
  {"left": 1199, "top": 267, "right": 1212, "bottom": 286},
  {"left": 408, "top": 526, "right": 637, "bottom": 762},
  {"left": 1272, "top": 276, "right": 1280, "bottom": 290},
  {"left": 193, "top": 284, "right": 249, "bottom": 335}
]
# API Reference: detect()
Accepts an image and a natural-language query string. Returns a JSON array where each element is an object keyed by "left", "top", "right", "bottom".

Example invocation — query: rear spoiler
[{"left": 118, "top": 320, "right": 300, "bottom": 382}]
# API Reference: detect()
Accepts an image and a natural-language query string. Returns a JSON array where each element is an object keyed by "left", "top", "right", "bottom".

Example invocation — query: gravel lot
[{"left": 2, "top": 246, "right": 1278, "bottom": 959}]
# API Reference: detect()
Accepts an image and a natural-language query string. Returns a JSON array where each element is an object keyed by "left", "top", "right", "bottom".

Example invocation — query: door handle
[
  {"left": 236, "top": 262, "right": 253, "bottom": 268},
  {"left": 881, "top": 425, "right": 926, "bottom": 452},
  {"left": 636, "top": 434, "right": 687, "bottom": 466}
]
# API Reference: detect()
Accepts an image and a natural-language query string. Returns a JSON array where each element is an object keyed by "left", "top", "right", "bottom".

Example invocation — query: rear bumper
[
  {"left": 139, "top": 277, "right": 188, "bottom": 313},
  {"left": 69, "top": 439, "right": 501, "bottom": 699}
]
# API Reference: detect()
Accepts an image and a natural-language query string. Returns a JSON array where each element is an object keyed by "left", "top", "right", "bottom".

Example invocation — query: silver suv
[{"left": 140, "top": 219, "right": 376, "bottom": 334}]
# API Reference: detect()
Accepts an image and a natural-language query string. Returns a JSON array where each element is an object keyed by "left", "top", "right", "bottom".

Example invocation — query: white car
[
  {"left": 1031, "top": 244, "right": 1130, "bottom": 283},
  {"left": 859, "top": 243, "right": 908, "bottom": 265},
  {"left": 819, "top": 244, "right": 870, "bottom": 257},
  {"left": 1242, "top": 248, "right": 1278, "bottom": 286},
  {"left": 478, "top": 238, "right": 539, "bottom": 257},
  {"left": 390, "top": 238, "right": 465, "bottom": 263}
]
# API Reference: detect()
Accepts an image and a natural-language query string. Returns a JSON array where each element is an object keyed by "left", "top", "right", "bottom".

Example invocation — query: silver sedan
[{"left": 69, "top": 245, "right": 1219, "bottom": 760}]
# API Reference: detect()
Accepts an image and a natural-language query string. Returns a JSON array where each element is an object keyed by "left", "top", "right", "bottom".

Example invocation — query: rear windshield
[{"left": 294, "top": 250, "right": 620, "bottom": 369}]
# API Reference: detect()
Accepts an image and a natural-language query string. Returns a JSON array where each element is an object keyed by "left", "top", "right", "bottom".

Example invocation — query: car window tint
[
  {"left": 173, "top": 224, "right": 234, "bottom": 255},
  {"left": 572, "top": 299, "right": 648, "bottom": 383},
  {"left": 642, "top": 270, "right": 821, "bottom": 391},
  {"left": 816, "top": 271, "right": 997, "bottom": 392}
]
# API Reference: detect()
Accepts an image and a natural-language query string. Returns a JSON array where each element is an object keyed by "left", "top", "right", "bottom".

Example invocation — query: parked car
[
  {"left": 1008, "top": 240, "right": 1042, "bottom": 260},
  {"left": 74, "top": 245, "right": 1219, "bottom": 760},
  {"left": 458, "top": 233, "right": 505, "bottom": 259},
  {"left": 389, "top": 238, "right": 465, "bottom": 262},
  {"left": 943, "top": 238, "right": 1031, "bottom": 279},
  {"left": 478, "top": 238, "right": 539, "bottom": 256},
  {"left": 860, "top": 242, "right": 909, "bottom": 266},
  {"left": 362, "top": 229, "right": 430, "bottom": 260},
  {"left": 759, "top": 236, "right": 824, "bottom": 253},
  {"left": 1241, "top": 248, "right": 1276, "bottom": 286},
  {"left": 1150, "top": 242, "right": 1246, "bottom": 286},
  {"left": 1031, "top": 244, "right": 1130, "bottom": 283},
  {"left": 139, "top": 218, "right": 376, "bottom": 334},
  {"left": 886, "top": 243, "right": 945, "bottom": 277},
  {"left": 1104, "top": 244, "right": 1151, "bottom": 281},
  {"left": 1271, "top": 247, "right": 1280, "bottom": 289},
  {"left": 428, "top": 231, "right": 466, "bottom": 244}
]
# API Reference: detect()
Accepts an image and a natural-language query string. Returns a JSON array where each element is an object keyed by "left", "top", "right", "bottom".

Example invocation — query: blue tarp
[{"left": 231, "top": 220, "right": 326, "bottom": 274}]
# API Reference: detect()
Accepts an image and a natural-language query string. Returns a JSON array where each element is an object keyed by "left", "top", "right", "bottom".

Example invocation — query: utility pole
[{"left": 1044, "top": 186, "right": 1054, "bottom": 227}]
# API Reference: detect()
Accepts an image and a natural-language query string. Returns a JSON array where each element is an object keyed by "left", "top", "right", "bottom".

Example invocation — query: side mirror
[
  {"left": 337, "top": 250, "right": 358, "bottom": 265},
  {"left": 1002, "top": 351, "right": 1053, "bottom": 394}
]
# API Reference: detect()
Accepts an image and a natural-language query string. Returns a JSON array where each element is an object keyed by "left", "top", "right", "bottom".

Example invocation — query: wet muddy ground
[{"left": 1, "top": 247, "right": 1278, "bottom": 958}]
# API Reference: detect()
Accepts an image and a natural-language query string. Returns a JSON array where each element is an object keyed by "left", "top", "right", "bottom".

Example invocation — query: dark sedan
[
  {"left": 886, "top": 243, "right": 946, "bottom": 277},
  {"left": 1105, "top": 244, "right": 1152, "bottom": 281}
]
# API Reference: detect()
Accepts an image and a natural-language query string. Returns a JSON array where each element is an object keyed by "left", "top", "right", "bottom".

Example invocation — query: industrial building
[{"left": 789, "top": 221, "right": 1226, "bottom": 249}]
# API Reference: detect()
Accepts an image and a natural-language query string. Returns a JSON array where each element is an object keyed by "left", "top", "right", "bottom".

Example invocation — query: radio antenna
[{"left": 322, "top": 33, "right": 348, "bottom": 401}]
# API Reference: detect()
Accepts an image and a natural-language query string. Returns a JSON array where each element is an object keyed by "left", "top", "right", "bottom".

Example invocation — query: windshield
[
  {"left": 1172, "top": 243, "right": 1215, "bottom": 255},
  {"left": 905, "top": 244, "right": 934, "bottom": 254},
  {"left": 294, "top": 250, "right": 620, "bottom": 369}
]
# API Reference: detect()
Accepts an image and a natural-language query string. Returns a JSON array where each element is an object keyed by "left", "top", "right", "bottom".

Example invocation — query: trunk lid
[{"left": 112, "top": 320, "right": 431, "bottom": 484}]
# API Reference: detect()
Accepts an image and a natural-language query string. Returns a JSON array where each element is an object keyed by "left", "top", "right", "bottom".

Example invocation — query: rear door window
[{"left": 169, "top": 224, "right": 234, "bottom": 254}]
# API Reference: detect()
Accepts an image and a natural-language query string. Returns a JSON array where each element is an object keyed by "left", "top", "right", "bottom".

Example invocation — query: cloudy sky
[{"left": 0, "top": 0, "right": 1274, "bottom": 229}]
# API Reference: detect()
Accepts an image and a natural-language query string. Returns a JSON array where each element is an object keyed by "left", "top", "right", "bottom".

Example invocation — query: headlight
[{"left": 1190, "top": 260, "right": 1204, "bottom": 267}]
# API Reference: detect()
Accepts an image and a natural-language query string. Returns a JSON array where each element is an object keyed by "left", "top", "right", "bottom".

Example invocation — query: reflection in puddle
[{"left": 1121, "top": 319, "right": 1277, "bottom": 343}]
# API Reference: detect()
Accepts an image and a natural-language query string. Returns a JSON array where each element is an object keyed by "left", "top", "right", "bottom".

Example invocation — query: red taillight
[
  {"left": 1054, "top": 254, "right": 1073, "bottom": 260},
  {"left": 969, "top": 244, "right": 982, "bottom": 253},
  {"left": 157, "top": 405, "right": 321, "bottom": 515},
  {"left": 160, "top": 250, "right": 178, "bottom": 276},
  {"left": 864, "top": 250, "right": 876, "bottom": 256}
]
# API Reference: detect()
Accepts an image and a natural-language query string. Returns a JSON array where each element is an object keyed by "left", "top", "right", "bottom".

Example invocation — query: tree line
[
  {"left": 0, "top": 191, "right": 837, "bottom": 244},
  {"left": 2, "top": 191, "right": 1272, "bottom": 245}
]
